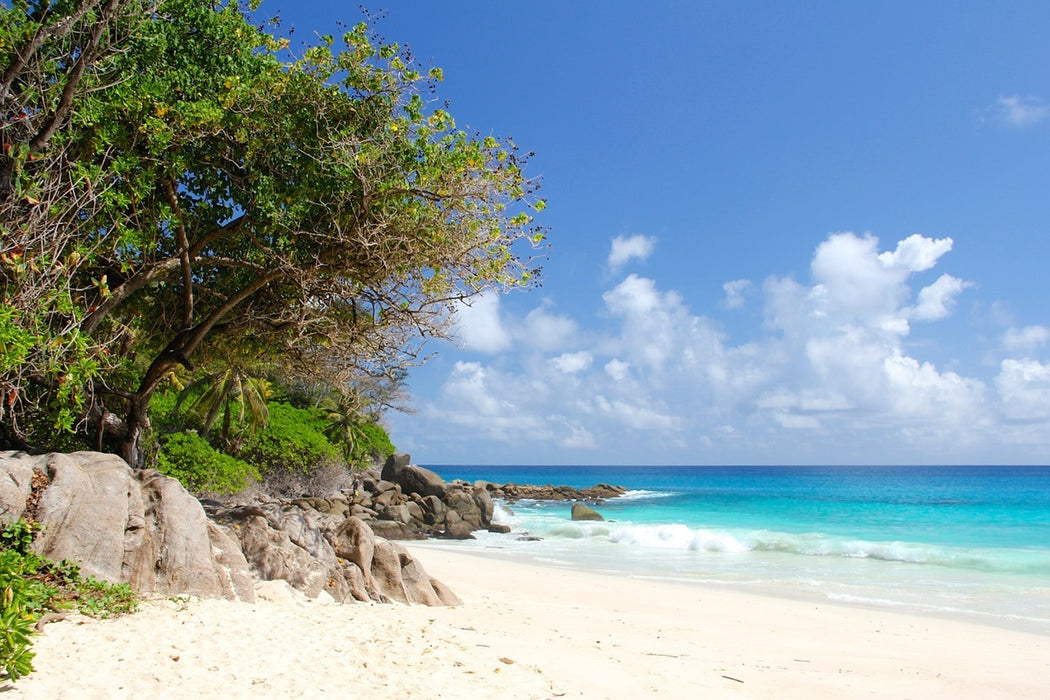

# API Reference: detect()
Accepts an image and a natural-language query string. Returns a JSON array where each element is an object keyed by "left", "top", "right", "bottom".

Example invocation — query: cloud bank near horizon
[{"left": 403, "top": 231, "right": 1049, "bottom": 464}]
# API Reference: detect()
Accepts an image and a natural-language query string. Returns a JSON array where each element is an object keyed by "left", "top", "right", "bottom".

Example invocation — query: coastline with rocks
[
  {"left": 4, "top": 450, "right": 1047, "bottom": 698},
  {"left": 0, "top": 451, "right": 623, "bottom": 608}
]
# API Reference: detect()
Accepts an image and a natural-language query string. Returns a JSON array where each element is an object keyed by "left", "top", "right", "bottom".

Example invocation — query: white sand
[{"left": 11, "top": 545, "right": 1050, "bottom": 699}]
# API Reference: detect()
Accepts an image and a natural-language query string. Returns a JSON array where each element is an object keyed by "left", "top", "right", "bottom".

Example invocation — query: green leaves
[{"left": 1, "top": 0, "right": 545, "bottom": 460}]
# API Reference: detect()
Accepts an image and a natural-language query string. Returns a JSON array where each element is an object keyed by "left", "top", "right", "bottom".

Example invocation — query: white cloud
[
  {"left": 553, "top": 417, "right": 597, "bottom": 449},
  {"left": 594, "top": 395, "right": 682, "bottom": 431},
  {"left": 909, "top": 274, "right": 969, "bottom": 321},
  {"left": 997, "top": 359, "right": 1050, "bottom": 420},
  {"left": 404, "top": 229, "right": 1050, "bottom": 464},
  {"left": 878, "top": 233, "right": 954, "bottom": 272},
  {"left": 453, "top": 292, "right": 511, "bottom": 353},
  {"left": 604, "top": 358, "right": 630, "bottom": 381},
  {"left": 521, "top": 303, "right": 578, "bottom": 351},
  {"left": 1003, "top": 325, "right": 1050, "bottom": 354},
  {"left": 983, "top": 94, "right": 1050, "bottom": 128},
  {"left": 882, "top": 353, "right": 985, "bottom": 422},
  {"left": 607, "top": 234, "right": 656, "bottom": 269},
  {"left": 551, "top": 351, "right": 592, "bottom": 374},
  {"left": 722, "top": 279, "right": 751, "bottom": 309},
  {"left": 772, "top": 412, "right": 821, "bottom": 429}
]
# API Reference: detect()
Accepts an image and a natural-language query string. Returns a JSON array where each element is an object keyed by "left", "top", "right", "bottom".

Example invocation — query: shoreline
[
  {"left": 12, "top": 544, "right": 1049, "bottom": 698},
  {"left": 413, "top": 526, "right": 1050, "bottom": 639}
]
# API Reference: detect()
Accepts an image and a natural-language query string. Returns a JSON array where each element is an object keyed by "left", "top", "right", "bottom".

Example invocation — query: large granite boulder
[
  {"left": 381, "top": 453, "right": 447, "bottom": 499},
  {"left": 371, "top": 538, "right": 460, "bottom": 606},
  {"left": 0, "top": 451, "right": 255, "bottom": 601}
]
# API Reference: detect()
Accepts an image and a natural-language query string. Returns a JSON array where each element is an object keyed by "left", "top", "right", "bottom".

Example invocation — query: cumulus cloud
[
  {"left": 551, "top": 351, "right": 592, "bottom": 374},
  {"left": 402, "top": 229, "right": 1050, "bottom": 464},
  {"left": 878, "top": 233, "right": 954, "bottom": 272},
  {"left": 722, "top": 279, "right": 751, "bottom": 309},
  {"left": 594, "top": 395, "right": 682, "bottom": 431},
  {"left": 909, "top": 274, "right": 970, "bottom": 321},
  {"left": 607, "top": 234, "right": 656, "bottom": 269},
  {"left": 604, "top": 358, "right": 630, "bottom": 381},
  {"left": 997, "top": 359, "right": 1050, "bottom": 420},
  {"left": 983, "top": 94, "right": 1050, "bottom": 128},
  {"left": 521, "top": 303, "right": 578, "bottom": 351},
  {"left": 453, "top": 292, "right": 511, "bottom": 353},
  {"left": 1003, "top": 325, "right": 1050, "bottom": 354}
]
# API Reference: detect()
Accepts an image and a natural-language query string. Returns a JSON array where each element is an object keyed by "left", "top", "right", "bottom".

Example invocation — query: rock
[
  {"left": 373, "top": 488, "right": 399, "bottom": 508},
  {"left": 234, "top": 513, "right": 332, "bottom": 599},
  {"left": 0, "top": 451, "right": 255, "bottom": 601},
  {"left": 441, "top": 508, "right": 475, "bottom": 539},
  {"left": 381, "top": 453, "right": 447, "bottom": 499},
  {"left": 444, "top": 489, "right": 482, "bottom": 530},
  {"left": 368, "top": 539, "right": 459, "bottom": 606},
  {"left": 329, "top": 516, "right": 375, "bottom": 571},
  {"left": 365, "top": 519, "right": 426, "bottom": 541},
  {"left": 350, "top": 504, "right": 376, "bottom": 519},
  {"left": 571, "top": 502, "right": 604, "bottom": 521},
  {"left": 370, "top": 538, "right": 410, "bottom": 603},
  {"left": 491, "top": 482, "right": 628, "bottom": 503},
  {"left": 429, "top": 577, "right": 462, "bottom": 606},
  {"left": 472, "top": 486, "right": 494, "bottom": 527},
  {"left": 488, "top": 523, "right": 512, "bottom": 534},
  {"left": 1, "top": 451, "right": 461, "bottom": 608},
  {"left": 342, "top": 561, "right": 377, "bottom": 602},
  {"left": 0, "top": 453, "right": 33, "bottom": 524},
  {"left": 421, "top": 495, "right": 445, "bottom": 525}
]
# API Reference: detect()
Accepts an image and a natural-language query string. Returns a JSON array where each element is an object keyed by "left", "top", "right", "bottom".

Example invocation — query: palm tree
[
  {"left": 320, "top": 390, "right": 368, "bottom": 464},
  {"left": 177, "top": 366, "right": 271, "bottom": 448}
]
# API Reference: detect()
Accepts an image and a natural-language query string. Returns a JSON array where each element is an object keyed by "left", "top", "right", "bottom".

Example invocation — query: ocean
[{"left": 417, "top": 464, "right": 1050, "bottom": 635}]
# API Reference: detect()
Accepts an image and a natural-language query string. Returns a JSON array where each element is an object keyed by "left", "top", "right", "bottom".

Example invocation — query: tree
[
  {"left": 0, "top": 0, "right": 545, "bottom": 466},
  {"left": 176, "top": 365, "right": 271, "bottom": 447}
]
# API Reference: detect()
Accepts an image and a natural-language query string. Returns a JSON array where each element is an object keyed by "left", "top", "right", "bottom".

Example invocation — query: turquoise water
[{"left": 419, "top": 465, "right": 1050, "bottom": 634}]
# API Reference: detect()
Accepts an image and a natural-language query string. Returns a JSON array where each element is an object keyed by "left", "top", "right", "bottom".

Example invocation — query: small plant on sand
[{"left": 0, "top": 520, "right": 139, "bottom": 682}]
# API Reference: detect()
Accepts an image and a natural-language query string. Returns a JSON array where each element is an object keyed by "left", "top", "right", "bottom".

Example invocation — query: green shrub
[
  {"left": 0, "top": 520, "right": 139, "bottom": 682},
  {"left": 156, "top": 431, "right": 260, "bottom": 495},
  {"left": 240, "top": 402, "right": 339, "bottom": 474},
  {"left": 0, "top": 550, "right": 37, "bottom": 681},
  {"left": 349, "top": 421, "right": 396, "bottom": 469}
]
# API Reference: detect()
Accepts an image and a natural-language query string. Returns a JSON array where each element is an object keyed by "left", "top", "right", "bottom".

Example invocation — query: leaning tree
[{"left": 0, "top": 0, "right": 545, "bottom": 466}]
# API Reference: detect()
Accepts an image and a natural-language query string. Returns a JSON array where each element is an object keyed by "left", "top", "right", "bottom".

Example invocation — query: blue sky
[{"left": 272, "top": 1, "right": 1050, "bottom": 465}]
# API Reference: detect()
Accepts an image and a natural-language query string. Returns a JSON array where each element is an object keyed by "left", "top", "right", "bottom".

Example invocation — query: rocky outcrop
[
  {"left": 0, "top": 451, "right": 459, "bottom": 607},
  {"left": 206, "top": 503, "right": 459, "bottom": 606},
  {"left": 0, "top": 451, "right": 255, "bottom": 602},
  {"left": 0, "top": 449, "right": 630, "bottom": 607},
  {"left": 489, "top": 482, "right": 628, "bottom": 503},
  {"left": 339, "top": 455, "right": 629, "bottom": 540},
  {"left": 341, "top": 455, "right": 497, "bottom": 540}
]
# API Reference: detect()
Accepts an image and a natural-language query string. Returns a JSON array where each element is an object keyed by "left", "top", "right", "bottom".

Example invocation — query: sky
[{"left": 269, "top": 1, "right": 1050, "bottom": 465}]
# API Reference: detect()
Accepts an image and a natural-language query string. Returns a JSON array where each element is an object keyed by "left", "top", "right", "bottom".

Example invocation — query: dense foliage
[
  {"left": 155, "top": 431, "right": 260, "bottom": 495},
  {"left": 0, "top": 0, "right": 544, "bottom": 466},
  {"left": 0, "top": 520, "right": 138, "bottom": 682},
  {"left": 150, "top": 386, "right": 394, "bottom": 495}
]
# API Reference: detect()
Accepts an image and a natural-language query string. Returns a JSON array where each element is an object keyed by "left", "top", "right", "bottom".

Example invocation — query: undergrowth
[{"left": 0, "top": 520, "right": 138, "bottom": 682}]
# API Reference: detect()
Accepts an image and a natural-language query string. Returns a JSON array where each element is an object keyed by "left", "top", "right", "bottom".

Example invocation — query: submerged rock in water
[{"left": 571, "top": 502, "right": 605, "bottom": 521}]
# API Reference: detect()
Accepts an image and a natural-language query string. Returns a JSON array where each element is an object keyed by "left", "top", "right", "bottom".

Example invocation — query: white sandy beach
[{"left": 10, "top": 545, "right": 1050, "bottom": 699}]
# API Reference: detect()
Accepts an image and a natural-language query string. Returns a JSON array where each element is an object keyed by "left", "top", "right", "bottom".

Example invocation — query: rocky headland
[{"left": 0, "top": 450, "right": 627, "bottom": 607}]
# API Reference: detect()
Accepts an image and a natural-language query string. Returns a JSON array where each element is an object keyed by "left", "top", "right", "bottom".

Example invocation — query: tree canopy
[{"left": 0, "top": 0, "right": 544, "bottom": 466}]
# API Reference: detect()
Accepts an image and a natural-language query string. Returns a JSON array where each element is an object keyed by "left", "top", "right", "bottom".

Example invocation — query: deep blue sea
[{"left": 418, "top": 465, "right": 1050, "bottom": 634}]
